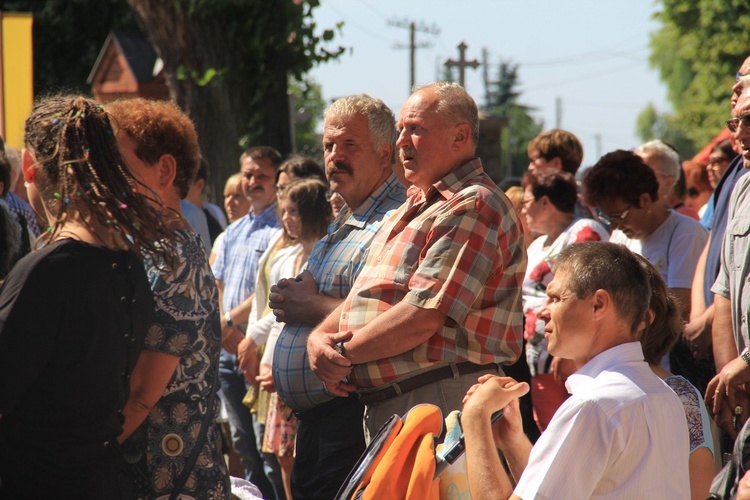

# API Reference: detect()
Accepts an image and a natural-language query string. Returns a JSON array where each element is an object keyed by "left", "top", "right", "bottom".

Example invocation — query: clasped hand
[{"left": 307, "top": 329, "right": 356, "bottom": 397}]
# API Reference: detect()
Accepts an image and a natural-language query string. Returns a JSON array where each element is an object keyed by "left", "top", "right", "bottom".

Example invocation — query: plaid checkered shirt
[
  {"left": 273, "top": 173, "right": 407, "bottom": 411},
  {"left": 211, "top": 203, "right": 280, "bottom": 319},
  {"left": 343, "top": 159, "right": 526, "bottom": 388}
]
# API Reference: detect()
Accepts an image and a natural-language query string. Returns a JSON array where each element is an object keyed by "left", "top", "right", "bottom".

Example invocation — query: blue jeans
[{"left": 219, "top": 350, "right": 283, "bottom": 499}]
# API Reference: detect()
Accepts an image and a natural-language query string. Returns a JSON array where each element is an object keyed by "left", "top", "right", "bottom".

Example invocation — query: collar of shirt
[
  {"left": 336, "top": 172, "right": 405, "bottom": 230},
  {"left": 565, "top": 341, "right": 645, "bottom": 395},
  {"left": 406, "top": 158, "right": 484, "bottom": 205},
  {"left": 246, "top": 201, "right": 278, "bottom": 227}
]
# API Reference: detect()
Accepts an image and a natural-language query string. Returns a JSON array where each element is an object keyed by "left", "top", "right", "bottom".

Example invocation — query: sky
[{"left": 307, "top": 0, "right": 671, "bottom": 169}]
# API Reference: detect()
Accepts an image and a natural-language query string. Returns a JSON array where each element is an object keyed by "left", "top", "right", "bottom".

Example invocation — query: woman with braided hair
[{"left": 0, "top": 95, "right": 177, "bottom": 498}]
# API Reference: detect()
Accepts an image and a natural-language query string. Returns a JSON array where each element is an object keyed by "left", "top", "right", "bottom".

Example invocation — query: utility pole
[
  {"left": 555, "top": 96, "right": 562, "bottom": 129},
  {"left": 482, "top": 47, "right": 490, "bottom": 109},
  {"left": 444, "top": 41, "right": 480, "bottom": 89},
  {"left": 388, "top": 19, "right": 440, "bottom": 95}
]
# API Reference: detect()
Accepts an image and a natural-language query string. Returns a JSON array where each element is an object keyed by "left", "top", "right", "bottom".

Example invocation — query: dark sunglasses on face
[{"left": 726, "top": 113, "right": 750, "bottom": 133}]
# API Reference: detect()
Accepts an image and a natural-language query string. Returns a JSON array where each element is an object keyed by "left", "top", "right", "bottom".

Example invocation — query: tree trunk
[{"left": 125, "top": 0, "right": 293, "bottom": 202}]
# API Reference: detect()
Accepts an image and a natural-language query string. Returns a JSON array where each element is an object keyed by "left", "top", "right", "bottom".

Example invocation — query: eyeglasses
[
  {"left": 595, "top": 206, "right": 630, "bottom": 226},
  {"left": 726, "top": 113, "right": 750, "bottom": 133}
]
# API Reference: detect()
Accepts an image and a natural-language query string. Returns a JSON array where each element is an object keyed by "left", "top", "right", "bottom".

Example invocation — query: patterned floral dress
[{"left": 122, "top": 230, "right": 230, "bottom": 499}]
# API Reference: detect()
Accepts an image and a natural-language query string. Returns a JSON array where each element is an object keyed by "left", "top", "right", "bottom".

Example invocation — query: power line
[
  {"left": 327, "top": 3, "right": 392, "bottom": 44},
  {"left": 523, "top": 60, "right": 646, "bottom": 91},
  {"left": 521, "top": 45, "right": 649, "bottom": 67}
]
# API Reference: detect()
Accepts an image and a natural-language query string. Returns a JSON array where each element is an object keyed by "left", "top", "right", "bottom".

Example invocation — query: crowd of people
[{"left": 1, "top": 56, "right": 750, "bottom": 500}]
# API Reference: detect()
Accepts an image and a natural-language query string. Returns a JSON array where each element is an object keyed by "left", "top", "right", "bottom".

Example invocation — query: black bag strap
[{"left": 169, "top": 357, "right": 221, "bottom": 500}]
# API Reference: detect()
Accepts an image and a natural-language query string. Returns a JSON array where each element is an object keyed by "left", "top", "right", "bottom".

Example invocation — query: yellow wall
[{"left": 2, "top": 12, "right": 33, "bottom": 149}]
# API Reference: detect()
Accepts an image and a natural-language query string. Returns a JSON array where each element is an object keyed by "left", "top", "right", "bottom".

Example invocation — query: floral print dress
[{"left": 122, "top": 230, "right": 230, "bottom": 499}]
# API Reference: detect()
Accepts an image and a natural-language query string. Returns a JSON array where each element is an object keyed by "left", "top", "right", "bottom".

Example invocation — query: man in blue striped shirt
[
  {"left": 270, "top": 95, "right": 406, "bottom": 500},
  {"left": 212, "top": 146, "right": 283, "bottom": 499}
]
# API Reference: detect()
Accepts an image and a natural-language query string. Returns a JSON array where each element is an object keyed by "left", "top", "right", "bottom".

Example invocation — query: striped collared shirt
[{"left": 274, "top": 173, "right": 406, "bottom": 411}]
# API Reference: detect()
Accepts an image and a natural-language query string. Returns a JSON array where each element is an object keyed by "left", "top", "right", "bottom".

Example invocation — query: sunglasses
[{"left": 726, "top": 113, "right": 750, "bottom": 133}]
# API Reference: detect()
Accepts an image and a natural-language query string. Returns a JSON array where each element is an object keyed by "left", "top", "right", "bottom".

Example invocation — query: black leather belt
[{"left": 357, "top": 362, "right": 500, "bottom": 406}]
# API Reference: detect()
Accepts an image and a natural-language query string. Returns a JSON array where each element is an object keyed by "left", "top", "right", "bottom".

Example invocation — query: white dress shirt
[{"left": 514, "top": 342, "right": 690, "bottom": 499}]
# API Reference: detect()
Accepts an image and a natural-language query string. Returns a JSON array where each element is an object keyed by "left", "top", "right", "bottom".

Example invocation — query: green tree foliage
[
  {"left": 647, "top": 0, "right": 750, "bottom": 154},
  {"left": 289, "top": 77, "right": 325, "bottom": 161},
  {"left": 636, "top": 102, "right": 695, "bottom": 158},
  {"left": 126, "top": 0, "right": 344, "bottom": 198},
  {"left": 5, "top": 0, "right": 343, "bottom": 199},
  {"left": 485, "top": 61, "right": 543, "bottom": 176}
]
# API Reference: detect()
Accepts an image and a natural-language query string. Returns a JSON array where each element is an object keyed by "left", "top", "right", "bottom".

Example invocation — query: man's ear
[
  {"left": 379, "top": 143, "right": 394, "bottom": 168},
  {"left": 157, "top": 154, "right": 178, "bottom": 190},
  {"left": 21, "top": 148, "right": 36, "bottom": 184},
  {"left": 452, "top": 123, "right": 472, "bottom": 151},
  {"left": 591, "top": 289, "right": 611, "bottom": 319}
]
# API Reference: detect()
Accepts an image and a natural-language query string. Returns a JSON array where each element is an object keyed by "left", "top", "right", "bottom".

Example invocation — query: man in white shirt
[{"left": 462, "top": 241, "right": 690, "bottom": 499}]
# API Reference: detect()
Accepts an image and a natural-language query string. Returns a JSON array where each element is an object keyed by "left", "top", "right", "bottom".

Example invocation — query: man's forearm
[
  {"left": 464, "top": 417, "right": 514, "bottom": 500},
  {"left": 344, "top": 302, "right": 445, "bottom": 365},
  {"left": 230, "top": 293, "right": 254, "bottom": 326},
  {"left": 303, "top": 294, "right": 343, "bottom": 326},
  {"left": 498, "top": 433, "right": 533, "bottom": 483},
  {"left": 713, "top": 294, "right": 739, "bottom": 370}
]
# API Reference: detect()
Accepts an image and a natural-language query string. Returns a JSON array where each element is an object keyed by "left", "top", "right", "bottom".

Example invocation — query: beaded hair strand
[{"left": 24, "top": 95, "right": 177, "bottom": 257}]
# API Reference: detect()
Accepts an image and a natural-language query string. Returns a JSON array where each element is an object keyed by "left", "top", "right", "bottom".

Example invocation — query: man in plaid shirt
[{"left": 308, "top": 81, "right": 527, "bottom": 437}]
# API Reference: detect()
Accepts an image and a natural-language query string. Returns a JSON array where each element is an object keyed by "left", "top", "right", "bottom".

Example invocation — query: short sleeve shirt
[
  {"left": 514, "top": 343, "right": 690, "bottom": 499},
  {"left": 342, "top": 159, "right": 526, "bottom": 388},
  {"left": 611, "top": 210, "right": 707, "bottom": 289},
  {"left": 273, "top": 173, "right": 407, "bottom": 411},
  {"left": 713, "top": 173, "right": 750, "bottom": 351},
  {"left": 122, "top": 230, "right": 229, "bottom": 498},
  {"left": 705, "top": 157, "right": 748, "bottom": 305}
]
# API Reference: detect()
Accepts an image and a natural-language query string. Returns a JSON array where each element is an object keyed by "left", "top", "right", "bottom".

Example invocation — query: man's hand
[
  {"left": 257, "top": 363, "right": 275, "bottom": 393},
  {"left": 684, "top": 314, "right": 712, "bottom": 360},
  {"left": 706, "top": 357, "right": 750, "bottom": 437},
  {"left": 237, "top": 336, "right": 260, "bottom": 384},
  {"left": 462, "top": 374, "right": 529, "bottom": 450},
  {"left": 307, "top": 330, "right": 355, "bottom": 397},
  {"left": 269, "top": 270, "right": 321, "bottom": 324},
  {"left": 221, "top": 325, "right": 245, "bottom": 355}
]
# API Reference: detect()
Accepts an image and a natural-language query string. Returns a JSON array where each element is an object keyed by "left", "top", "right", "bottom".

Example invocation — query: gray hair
[
  {"left": 635, "top": 140, "right": 680, "bottom": 178},
  {"left": 324, "top": 94, "right": 397, "bottom": 163},
  {"left": 414, "top": 81, "right": 479, "bottom": 146}
]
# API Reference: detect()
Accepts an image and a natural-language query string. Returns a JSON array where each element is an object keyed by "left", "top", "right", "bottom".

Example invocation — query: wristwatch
[
  {"left": 742, "top": 347, "right": 750, "bottom": 367},
  {"left": 224, "top": 311, "right": 235, "bottom": 328},
  {"left": 334, "top": 340, "right": 347, "bottom": 357}
]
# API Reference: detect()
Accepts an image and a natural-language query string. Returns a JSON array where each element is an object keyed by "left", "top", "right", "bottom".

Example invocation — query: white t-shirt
[
  {"left": 610, "top": 210, "right": 707, "bottom": 289},
  {"left": 514, "top": 342, "right": 690, "bottom": 499}
]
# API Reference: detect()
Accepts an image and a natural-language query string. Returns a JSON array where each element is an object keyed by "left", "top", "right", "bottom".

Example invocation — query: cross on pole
[{"left": 444, "top": 41, "right": 480, "bottom": 88}]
